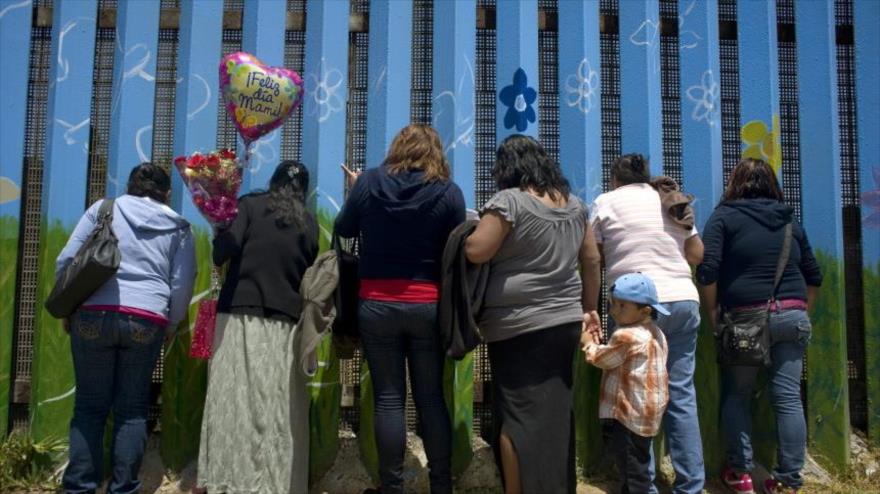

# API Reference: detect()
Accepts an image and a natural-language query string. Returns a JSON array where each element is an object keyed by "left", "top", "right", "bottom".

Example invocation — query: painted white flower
[
  {"left": 306, "top": 59, "right": 345, "bottom": 123},
  {"left": 564, "top": 59, "right": 600, "bottom": 114},
  {"left": 678, "top": 0, "right": 702, "bottom": 50},
  {"left": 685, "top": 69, "right": 719, "bottom": 125}
]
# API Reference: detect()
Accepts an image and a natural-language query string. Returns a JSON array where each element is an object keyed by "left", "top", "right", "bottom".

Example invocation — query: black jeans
[
  {"left": 359, "top": 300, "right": 452, "bottom": 494},
  {"left": 604, "top": 420, "right": 653, "bottom": 494}
]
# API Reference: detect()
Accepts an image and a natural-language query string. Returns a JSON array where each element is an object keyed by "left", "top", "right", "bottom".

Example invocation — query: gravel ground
[{"left": 8, "top": 432, "right": 878, "bottom": 493}]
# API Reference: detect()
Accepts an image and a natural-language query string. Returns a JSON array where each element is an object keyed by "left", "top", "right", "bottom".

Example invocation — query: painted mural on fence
[
  {"left": 806, "top": 252, "right": 850, "bottom": 469},
  {"left": 741, "top": 116, "right": 782, "bottom": 174},
  {"left": 30, "top": 221, "right": 77, "bottom": 441},
  {"left": 863, "top": 166, "right": 879, "bottom": 446},
  {"left": 159, "top": 228, "right": 211, "bottom": 470},
  {"left": 0, "top": 0, "right": 33, "bottom": 437},
  {"left": 3, "top": 0, "right": 878, "bottom": 485}
]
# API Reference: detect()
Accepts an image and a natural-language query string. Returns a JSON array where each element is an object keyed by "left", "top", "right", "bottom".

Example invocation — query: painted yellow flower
[
  {"left": 741, "top": 115, "right": 782, "bottom": 173},
  {"left": 235, "top": 107, "right": 247, "bottom": 124}
]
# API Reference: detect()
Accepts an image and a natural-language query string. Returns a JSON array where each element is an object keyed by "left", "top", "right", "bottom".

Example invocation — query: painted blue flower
[{"left": 499, "top": 68, "right": 537, "bottom": 132}]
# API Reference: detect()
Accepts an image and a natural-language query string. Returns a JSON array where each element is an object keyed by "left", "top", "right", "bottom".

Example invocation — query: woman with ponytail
[
  {"left": 58, "top": 162, "right": 197, "bottom": 494},
  {"left": 197, "top": 160, "right": 319, "bottom": 494}
]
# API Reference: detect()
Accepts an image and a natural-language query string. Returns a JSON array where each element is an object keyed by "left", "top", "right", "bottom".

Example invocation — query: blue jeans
[
  {"left": 721, "top": 309, "right": 811, "bottom": 488},
  {"left": 62, "top": 311, "right": 164, "bottom": 494},
  {"left": 359, "top": 300, "right": 452, "bottom": 494},
  {"left": 650, "top": 300, "right": 705, "bottom": 494}
]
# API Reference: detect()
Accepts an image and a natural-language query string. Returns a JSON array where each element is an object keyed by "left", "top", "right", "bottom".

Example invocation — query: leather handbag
[
  {"left": 715, "top": 223, "right": 792, "bottom": 367},
  {"left": 331, "top": 231, "right": 360, "bottom": 356},
  {"left": 45, "top": 199, "right": 121, "bottom": 318}
]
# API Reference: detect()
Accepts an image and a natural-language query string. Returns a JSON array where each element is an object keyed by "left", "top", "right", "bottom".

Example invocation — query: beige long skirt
[{"left": 197, "top": 313, "right": 309, "bottom": 494}]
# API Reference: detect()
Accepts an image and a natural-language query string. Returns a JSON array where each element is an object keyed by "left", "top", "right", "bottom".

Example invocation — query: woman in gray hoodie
[{"left": 56, "top": 163, "right": 196, "bottom": 494}]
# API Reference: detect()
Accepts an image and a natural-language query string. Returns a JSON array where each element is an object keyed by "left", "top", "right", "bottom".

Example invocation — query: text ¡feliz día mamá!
[{"left": 237, "top": 71, "right": 285, "bottom": 118}]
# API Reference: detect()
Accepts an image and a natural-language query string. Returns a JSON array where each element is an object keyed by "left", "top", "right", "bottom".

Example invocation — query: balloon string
[{"left": 242, "top": 140, "right": 254, "bottom": 170}]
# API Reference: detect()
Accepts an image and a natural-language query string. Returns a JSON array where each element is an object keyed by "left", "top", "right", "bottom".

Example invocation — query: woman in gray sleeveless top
[{"left": 465, "top": 135, "right": 601, "bottom": 494}]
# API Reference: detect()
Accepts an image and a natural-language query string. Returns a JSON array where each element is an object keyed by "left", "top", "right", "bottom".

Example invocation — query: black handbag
[
  {"left": 45, "top": 199, "right": 121, "bottom": 318},
  {"left": 715, "top": 223, "right": 792, "bottom": 367},
  {"left": 331, "top": 231, "right": 360, "bottom": 357}
]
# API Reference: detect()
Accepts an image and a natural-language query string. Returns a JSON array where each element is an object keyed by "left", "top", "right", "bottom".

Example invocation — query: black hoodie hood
[
  {"left": 367, "top": 165, "right": 452, "bottom": 218},
  {"left": 719, "top": 198, "right": 793, "bottom": 229}
]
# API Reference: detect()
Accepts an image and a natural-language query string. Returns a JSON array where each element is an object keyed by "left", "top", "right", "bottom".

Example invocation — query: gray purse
[
  {"left": 715, "top": 223, "right": 792, "bottom": 367},
  {"left": 45, "top": 199, "right": 121, "bottom": 318}
]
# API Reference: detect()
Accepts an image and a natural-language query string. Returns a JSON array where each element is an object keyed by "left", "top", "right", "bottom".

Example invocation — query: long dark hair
[
  {"left": 722, "top": 158, "right": 784, "bottom": 202},
  {"left": 127, "top": 162, "right": 171, "bottom": 203},
  {"left": 267, "top": 160, "right": 309, "bottom": 228},
  {"left": 492, "top": 134, "right": 570, "bottom": 201}
]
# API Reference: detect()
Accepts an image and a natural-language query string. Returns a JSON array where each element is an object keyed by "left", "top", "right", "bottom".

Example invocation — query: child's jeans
[{"left": 604, "top": 419, "right": 654, "bottom": 494}]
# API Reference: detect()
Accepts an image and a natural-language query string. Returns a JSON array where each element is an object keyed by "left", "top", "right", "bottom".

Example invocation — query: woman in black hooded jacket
[
  {"left": 697, "top": 158, "right": 822, "bottom": 494},
  {"left": 335, "top": 124, "right": 465, "bottom": 494}
]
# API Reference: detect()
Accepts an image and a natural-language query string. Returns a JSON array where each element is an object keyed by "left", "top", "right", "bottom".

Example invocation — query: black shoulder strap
[
  {"left": 769, "top": 222, "right": 793, "bottom": 303},
  {"left": 96, "top": 198, "right": 115, "bottom": 226}
]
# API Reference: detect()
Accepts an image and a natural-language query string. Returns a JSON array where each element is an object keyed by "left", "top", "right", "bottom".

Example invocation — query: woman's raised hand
[{"left": 341, "top": 163, "right": 361, "bottom": 189}]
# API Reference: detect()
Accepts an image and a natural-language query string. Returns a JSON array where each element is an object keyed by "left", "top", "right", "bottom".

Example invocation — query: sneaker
[
  {"left": 722, "top": 467, "right": 755, "bottom": 493},
  {"left": 763, "top": 478, "right": 799, "bottom": 494}
]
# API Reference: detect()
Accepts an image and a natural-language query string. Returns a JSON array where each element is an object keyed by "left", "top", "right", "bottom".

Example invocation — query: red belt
[{"left": 732, "top": 298, "right": 807, "bottom": 313}]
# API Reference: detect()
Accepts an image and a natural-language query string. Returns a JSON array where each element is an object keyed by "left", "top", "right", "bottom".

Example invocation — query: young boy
[{"left": 581, "top": 272, "right": 670, "bottom": 494}]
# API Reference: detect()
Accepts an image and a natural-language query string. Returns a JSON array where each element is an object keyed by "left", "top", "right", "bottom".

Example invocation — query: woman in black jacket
[
  {"left": 336, "top": 124, "right": 465, "bottom": 494},
  {"left": 697, "top": 158, "right": 822, "bottom": 494},
  {"left": 198, "top": 160, "right": 318, "bottom": 494}
]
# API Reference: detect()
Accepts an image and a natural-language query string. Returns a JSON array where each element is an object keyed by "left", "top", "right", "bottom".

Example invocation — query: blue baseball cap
[{"left": 610, "top": 273, "right": 670, "bottom": 316}]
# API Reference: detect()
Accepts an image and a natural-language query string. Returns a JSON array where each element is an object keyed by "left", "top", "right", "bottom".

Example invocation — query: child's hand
[
  {"left": 587, "top": 326, "right": 601, "bottom": 344},
  {"left": 582, "top": 311, "right": 601, "bottom": 341}
]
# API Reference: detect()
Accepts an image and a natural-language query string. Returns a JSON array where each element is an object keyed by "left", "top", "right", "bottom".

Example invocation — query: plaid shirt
[{"left": 585, "top": 322, "right": 669, "bottom": 437}]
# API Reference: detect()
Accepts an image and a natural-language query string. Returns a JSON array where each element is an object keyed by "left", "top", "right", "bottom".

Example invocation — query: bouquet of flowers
[
  {"left": 173, "top": 149, "right": 243, "bottom": 359},
  {"left": 173, "top": 148, "right": 242, "bottom": 228}
]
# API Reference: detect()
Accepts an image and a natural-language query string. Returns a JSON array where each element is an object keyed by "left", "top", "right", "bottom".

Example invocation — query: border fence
[{"left": 0, "top": 0, "right": 877, "bottom": 478}]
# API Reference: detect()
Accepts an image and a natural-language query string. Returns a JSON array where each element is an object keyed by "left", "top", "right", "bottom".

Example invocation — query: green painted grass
[
  {"left": 309, "top": 209, "right": 342, "bottom": 482},
  {"left": 159, "top": 227, "right": 210, "bottom": 470},
  {"left": 574, "top": 353, "right": 605, "bottom": 475},
  {"left": 861, "top": 262, "right": 880, "bottom": 448},
  {"left": 0, "top": 216, "right": 19, "bottom": 437},
  {"left": 694, "top": 318, "right": 723, "bottom": 475},
  {"left": 807, "top": 251, "right": 850, "bottom": 472},
  {"left": 444, "top": 355, "right": 474, "bottom": 476},
  {"left": 308, "top": 335, "right": 341, "bottom": 482},
  {"left": 29, "top": 220, "right": 75, "bottom": 442}
]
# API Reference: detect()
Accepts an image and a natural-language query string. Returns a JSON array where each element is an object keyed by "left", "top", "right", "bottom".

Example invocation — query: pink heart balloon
[{"left": 219, "top": 52, "right": 304, "bottom": 144}]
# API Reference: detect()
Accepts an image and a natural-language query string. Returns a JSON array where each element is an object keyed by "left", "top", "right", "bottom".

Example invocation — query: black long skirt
[{"left": 487, "top": 322, "right": 581, "bottom": 494}]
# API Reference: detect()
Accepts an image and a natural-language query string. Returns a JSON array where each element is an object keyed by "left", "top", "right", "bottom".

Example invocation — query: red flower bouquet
[
  {"left": 173, "top": 149, "right": 242, "bottom": 360},
  {"left": 174, "top": 148, "right": 242, "bottom": 228}
]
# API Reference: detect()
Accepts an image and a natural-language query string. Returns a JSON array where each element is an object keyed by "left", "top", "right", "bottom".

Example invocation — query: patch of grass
[
  {"left": 0, "top": 216, "right": 19, "bottom": 435},
  {"left": 30, "top": 220, "right": 75, "bottom": 442},
  {"left": 160, "top": 226, "right": 210, "bottom": 471},
  {"left": 818, "top": 432, "right": 880, "bottom": 493},
  {"left": 0, "top": 431, "right": 66, "bottom": 492}
]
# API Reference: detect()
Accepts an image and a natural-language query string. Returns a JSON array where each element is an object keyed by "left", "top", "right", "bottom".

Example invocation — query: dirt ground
[{"left": 8, "top": 432, "right": 879, "bottom": 494}]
